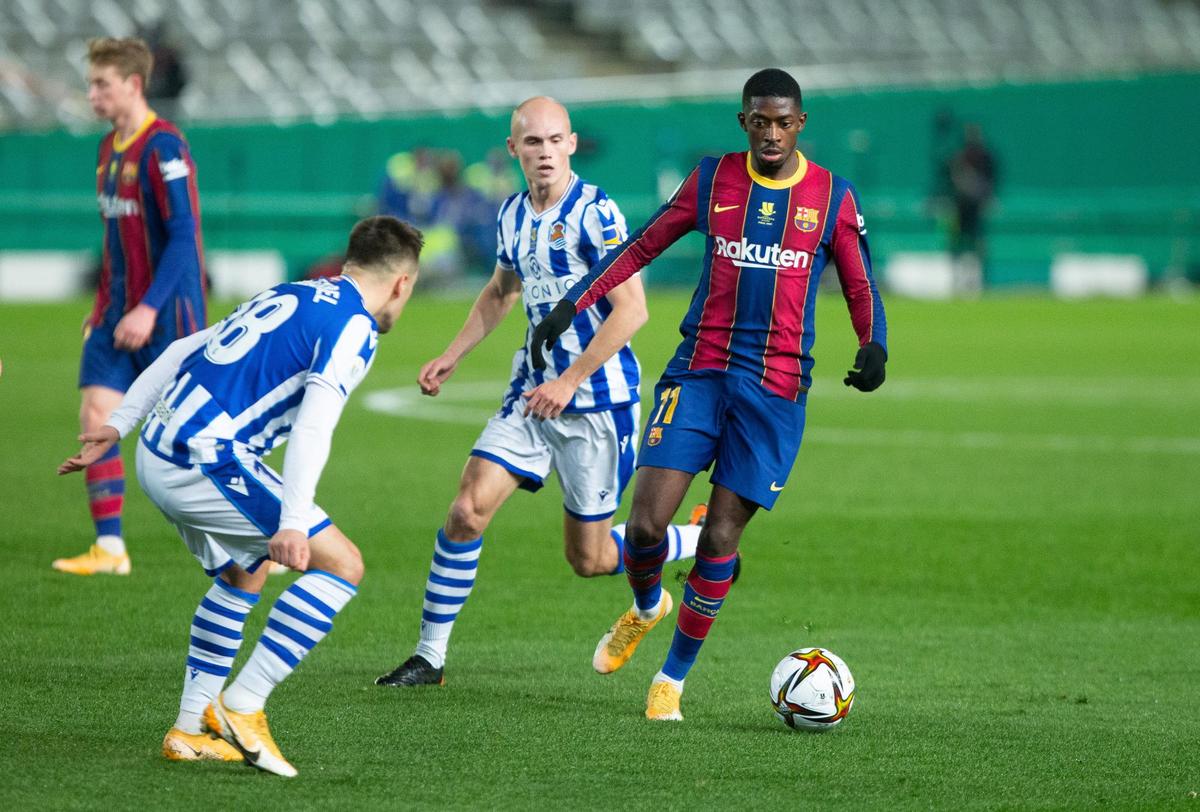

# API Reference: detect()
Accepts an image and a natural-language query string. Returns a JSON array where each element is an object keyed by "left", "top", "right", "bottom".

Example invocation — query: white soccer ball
[{"left": 769, "top": 647, "right": 856, "bottom": 731}]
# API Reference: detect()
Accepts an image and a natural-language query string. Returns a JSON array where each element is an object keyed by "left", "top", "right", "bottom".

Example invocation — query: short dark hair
[
  {"left": 345, "top": 216, "right": 423, "bottom": 272},
  {"left": 742, "top": 68, "right": 802, "bottom": 110}
]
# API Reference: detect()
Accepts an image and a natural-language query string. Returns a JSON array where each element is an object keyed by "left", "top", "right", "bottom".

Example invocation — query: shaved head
[
  {"left": 506, "top": 96, "right": 577, "bottom": 204},
  {"left": 510, "top": 96, "right": 571, "bottom": 139}
]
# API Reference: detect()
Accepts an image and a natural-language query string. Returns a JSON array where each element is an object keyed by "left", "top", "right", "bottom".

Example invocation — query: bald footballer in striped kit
[{"left": 376, "top": 97, "right": 706, "bottom": 689}]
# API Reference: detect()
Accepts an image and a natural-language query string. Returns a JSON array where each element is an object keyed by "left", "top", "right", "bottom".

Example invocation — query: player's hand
[
  {"left": 522, "top": 377, "right": 577, "bottom": 420},
  {"left": 113, "top": 303, "right": 158, "bottom": 351},
  {"left": 843, "top": 341, "right": 887, "bottom": 392},
  {"left": 417, "top": 353, "right": 460, "bottom": 396},
  {"left": 528, "top": 300, "right": 576, "bottom": 371},
  {"left": 57, "top": 425, "right": 120, "bottom": 475},
  {"left": 268, "top": 529, "right": 310, "bottom": 571}
]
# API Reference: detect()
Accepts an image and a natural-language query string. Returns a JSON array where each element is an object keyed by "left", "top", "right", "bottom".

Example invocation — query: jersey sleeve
[
  {"left": 307, "top": 313, "right": 378, "bottom": 400},
  {"left": 139, "top": 132, "right": 203, "bottom": 312},
  {"left": 278, "top": 380, "right": 346, "bottom": 533},
  {"left": 831, "top": 183, "right": 887, "bottom": 354},
  {"left": 578, "top": 193, "right": 630, "bottom": 269},
  {"left": 565, "top": 167, "right": 701, "bottom": 312}
]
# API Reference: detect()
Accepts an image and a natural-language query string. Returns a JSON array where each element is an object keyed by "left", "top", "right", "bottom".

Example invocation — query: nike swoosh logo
[
  {"left": 769, "top": 482, "right": 784, "bottom": 492},
  {"left": 714, "top": 204, "right": 740, "bottom": 212}
]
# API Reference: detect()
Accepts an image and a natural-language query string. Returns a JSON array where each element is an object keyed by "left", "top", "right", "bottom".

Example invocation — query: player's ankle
[
  {"left": 96, "top": 534, "right": 126, "bottom": 556},
  {"left": 634, "top": 597, "right": 661, "bottom": 621},
  {"left": 652, "top": 670, "right": 685, "bottom": 691}
]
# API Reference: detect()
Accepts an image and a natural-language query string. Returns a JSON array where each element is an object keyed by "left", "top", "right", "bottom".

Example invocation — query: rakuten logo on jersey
[
  {"left": 713, "top": 236, "right": 810, "bottom": 270},
  {"left": 98, "top": 194, "right": 138, "bottom": 218}
]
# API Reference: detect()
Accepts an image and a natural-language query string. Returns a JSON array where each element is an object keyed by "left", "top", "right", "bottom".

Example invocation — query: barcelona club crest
[
  {"left": 794, "top": 206, "right": 819, "bottom": 232},
  {"left": 756, "top": 201, "right": 776, "bottom": 226},
  {"left": 120, "top": 162, "right": 138, "bottom": 184},
  {"left": 647, "top": 426, "right": 663, "bottom": 447},
  {"left": 549, "top": 221, "right": 567, "bottom": 250}
]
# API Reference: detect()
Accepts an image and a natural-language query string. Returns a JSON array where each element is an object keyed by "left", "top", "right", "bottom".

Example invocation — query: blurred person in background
[
  {"left": 141, "top": 21, "right": 187, "bottom": 122},
  {"left": 950, "top": 123, "right": 998, "bottom": 295},
  {"left": 429, "top": 151, "right": 497, "bottom": 273},
  {"left": 53, "top": 37, "right": 207, "bottom": 576},
  {"left": 464, "top": 147, "right": 520, "bottom": 205}
]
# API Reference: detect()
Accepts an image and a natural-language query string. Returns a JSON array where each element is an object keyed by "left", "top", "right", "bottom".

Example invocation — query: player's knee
[
  {"left": 624, "top": 516, "right": 666, "bottom": 550},
  {"left": 446, "top": 495, "right": 489, "bottom": 540},
  {"left": 565, "top": 547, "right": 607, "bottom": 578},
  {"left": 697, "top": 524, "right": 740, "bottom": 558},
  {"left": 327, "top": 540, "right": 364, "bottom": 586},
  {"left": 79, "top": 400, "right": 109, "bottom": 432}
]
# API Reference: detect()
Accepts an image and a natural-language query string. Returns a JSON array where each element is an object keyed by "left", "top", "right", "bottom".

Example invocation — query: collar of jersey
[
  {"left": 745, "top": 150, "right": 807, "bottom": 189},
  {"left": 523, "top": 173, "right": 579, "bottom": 218},
  {"left": 113, "top": 112, "right": 158, "bottom": 153}
]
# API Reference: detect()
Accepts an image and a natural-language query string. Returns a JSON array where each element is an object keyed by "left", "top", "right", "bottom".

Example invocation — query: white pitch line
[
  {"left": 361, "top": 382, "right": 1200, "bottom": 456},
  {"left": 804, "top": 426, "right": 1200, "bottom": 456}
]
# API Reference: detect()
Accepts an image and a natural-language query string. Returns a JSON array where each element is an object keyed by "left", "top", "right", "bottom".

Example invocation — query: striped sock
[
  {"left": 176, "top": 578, "right": 258, "bottom": 733},
  {"left": 625, "top": 536, "right": 669, "bottom": 615},
  {"left": 85, "top": 444, "right": 124, "bottom": 545},
  {"left": 222, "top": 570, "right": 356, "bottom": 713},
  {"left": 414, "top": 529, "right": 482, "bottom": 669},
  {"left": 660, "top": 551, "right": 738, "bottom": 684},
  {"left": 664, "top": 524, "right": 700, "bottom": 563}
]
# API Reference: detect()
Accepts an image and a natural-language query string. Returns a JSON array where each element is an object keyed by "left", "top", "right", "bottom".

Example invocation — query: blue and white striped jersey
[
  {"left": 496, "top": 174, "right": 640, "bottom": 413},
  {"left": 140, "top": 276, "right": 378, "bottom": 465}
]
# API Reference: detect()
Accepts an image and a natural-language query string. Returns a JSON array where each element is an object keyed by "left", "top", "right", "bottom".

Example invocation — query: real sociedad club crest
[
  {"left": 549, "top": 221, "right": 567, "bottom": 250},
  {"left": 794, "top": 206, "right": 819, "bottom": 232}
]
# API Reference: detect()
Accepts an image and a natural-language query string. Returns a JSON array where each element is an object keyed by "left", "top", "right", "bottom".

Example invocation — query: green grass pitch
[{"left": 1, "top": 291, "right": 1197, "bottom": 809}]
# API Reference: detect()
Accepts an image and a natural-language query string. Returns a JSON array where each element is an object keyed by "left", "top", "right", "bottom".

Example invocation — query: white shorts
[
  {"left": 471, "top": 400, "right": 640, "bottom": 521},
  {"left": 136, "top": 440, "right": 331, "bottom": 576}
]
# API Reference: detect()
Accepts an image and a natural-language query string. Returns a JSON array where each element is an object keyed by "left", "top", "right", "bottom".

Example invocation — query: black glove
[
  {"left": 529, "top": 300, "right": 576, "bottom": 371},
  {"left": 843, "top": 341, "right": 887, "bottom": 392}
]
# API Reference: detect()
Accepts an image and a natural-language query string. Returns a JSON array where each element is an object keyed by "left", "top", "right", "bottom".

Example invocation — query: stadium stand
[{"left": 2, "top": 0, "right": 1199, "bottom": 126}]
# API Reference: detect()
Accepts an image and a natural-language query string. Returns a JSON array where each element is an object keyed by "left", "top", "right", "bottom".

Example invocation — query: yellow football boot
[
  {"left": 592, "top": 590, "right": 673, "bottom": 674},
  {"left": 204, "top": 695, "right": 297, "bottom": 778},
  {"left": 51, "top": 544, "right": 131, "bottom": 575},
  {"left": 162, "top": 727, "right": 244, "bottom": 762},
  {"left": 646, "top": 680, "right": 684, "bottom": 721}
]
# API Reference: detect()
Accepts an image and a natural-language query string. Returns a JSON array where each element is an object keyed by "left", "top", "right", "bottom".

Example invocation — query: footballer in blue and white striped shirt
[
  {"left": 59, "top": 216, "right": 423, "bottom": 776},
  {"left": 376, "top": 98, "right": 702, "bottom": 688}
]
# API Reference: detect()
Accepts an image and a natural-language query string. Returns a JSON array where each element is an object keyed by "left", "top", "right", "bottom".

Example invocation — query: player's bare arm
[
  {"left": 418, "top": 264, "right": 523, "bottom": 396},
  {"left": 523, "top": 274, "right": 647, "bottom": 420}
]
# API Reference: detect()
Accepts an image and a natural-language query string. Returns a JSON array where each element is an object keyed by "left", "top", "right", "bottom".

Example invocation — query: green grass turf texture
[{"left": 1, "top": 292, "right": 1197, "bottom": 810}]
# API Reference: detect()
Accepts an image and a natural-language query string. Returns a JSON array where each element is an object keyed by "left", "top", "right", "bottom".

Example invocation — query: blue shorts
[
  {"left": 78, "top": 305, "right": 193, "bottom": 391},
  {"left": 636, "top": 369, "right": 806, "bottom": 510}
]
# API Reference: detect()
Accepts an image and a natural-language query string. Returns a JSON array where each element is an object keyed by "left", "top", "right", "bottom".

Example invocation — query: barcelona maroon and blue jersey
[
  {"left": 567, "top": 151, "right": 886, "bottom": 401},
  {"left": 91, "top": 113, "right": 206, "bottom": 335}
]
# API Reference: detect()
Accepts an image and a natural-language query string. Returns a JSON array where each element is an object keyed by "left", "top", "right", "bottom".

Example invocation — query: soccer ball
[{"left": 769, "top": 647, "right": 856, "bottom": 731}]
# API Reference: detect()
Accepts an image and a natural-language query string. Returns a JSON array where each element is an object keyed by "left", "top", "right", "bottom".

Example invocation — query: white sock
[
  {"left": 635, "top": 594, "right": 663, "bottom": 622},
  {"left": 223, "top": 571, "right": 356, "bottom": 713},
  {"left": 96, "top": 534, "right": 126, "bottom": 556},
  {"left": 413, "top": 530, "right": 482, "bottom": 670},
  {"left": 177, "top": 579, "right": 257, "bottom": 733},
  {"left": 665, "top": 525, "right": 700, "bottom": 562},
  {"left": 653, "top": 670, "right": 685, "bottom": 692}
]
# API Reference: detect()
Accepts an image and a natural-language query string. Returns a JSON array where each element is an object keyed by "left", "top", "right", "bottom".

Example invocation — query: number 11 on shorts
[{"left": 652, "top": 385, "right": 681, "bottom": 425}]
